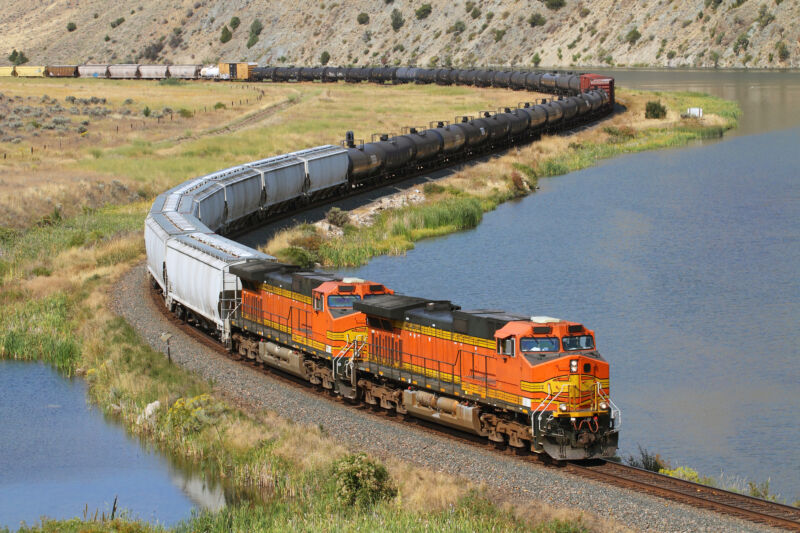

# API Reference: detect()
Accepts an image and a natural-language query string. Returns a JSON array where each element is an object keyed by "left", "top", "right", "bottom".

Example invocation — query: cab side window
[
  {"left": 313, "top": 293, "right": 323, "bottom": 312},
  {"left": 497, "top": 337, "right": 515, "bottom": 357}
]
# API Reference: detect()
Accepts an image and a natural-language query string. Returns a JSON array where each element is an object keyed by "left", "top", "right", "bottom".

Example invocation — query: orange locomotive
[{"left": 229, "top": 261, "right": 620, "bottom": 460}]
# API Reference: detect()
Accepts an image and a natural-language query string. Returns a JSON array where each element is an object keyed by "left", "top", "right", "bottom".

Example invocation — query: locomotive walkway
[{"left": 113, "top": 262, "right": 782, "bottom": 533}]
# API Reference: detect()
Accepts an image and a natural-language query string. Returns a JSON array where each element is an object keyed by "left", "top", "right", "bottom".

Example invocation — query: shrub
[
  {"left": 528, "top": 13, "right": 546, "bottom": 27},
  {"left": 415, "top": 4, "right": 432, "bottom": 19},
  {"left": 667, "top": 50, "right": 677, "bottom": 59},
  {"left": 580, "top": 7, "right": 591, "bottom": 17},
  {"left": 213, "top": 102, "right": 226, "bottom": 109},
  {"left": 544, "top": 0, "right": 565, "bottom": 10},
  {"left": 141, "top": 41, "right": 164, "bottom": 61},
  {"left": 710, "top": 50, "right": 720, "bottom": 67},
  {"left": 448, "top": 20, "right": 466, "bottom": 34},
  {"left": 104, "top": 34, "right": 111, "bottom": 42},
  {"left": 492, "top": 28, "right": 506, "bottom": 42},
  {"left": 390, "top": 9, "right": 404, "bottom": 31},
  {"left": 470, "top": 6, "right": 481, "bottom": 19},
  {"left": 733, "top": 33, "right": 749, "bottom": 55},
  {"left": 326, "top": 207, "right": 350, "bottom": 227},
  {"left": 178, "top": 108, "right": 193, "bottom": 118},
  {"left": 142, "top": 106, "right": 151, "bottom": 117},
  {"left": 220, "top": 25, "right": 232, "bottom": 43},
  {"left": 532, "top": 52, "right": 542, "bottom": 66},
  {"left": 776, "top": 41, "right": 789, "bottom": 61},
  {"left": 626, "top": 445, "right": 670, "bottom": 472},
  {"left": 625, "top": 27, "right": 641, "bottom": 45},
  {"left": 660, "top": 466, "right": 716, "bottom": 486},
  {"left": 320, "top": 50, "right": 331, "bottom": 65},
  {"left": 67, "top": 22, "right": 77, "bottom": 32},
  {"left": 229, "top": 16, "right": 240, "bottom": 30},
  {"left": 331, "top": 453, "right": 396, "bottom": 507},
  {"left": 246, "top": 34, "right": 258, "bottom": 48},
  {"left": 110, "top": 17, "right": 125, "bottom": 28},
  {"left": 465, "top": 1, "right": 475, "bottom": 12},
  {"left": 645, "top": 100, "right": 667, "bottom": 119},
  {"left": 357, "top": 12, "right": 369, "bottom": 24},
  {"left": 250, "top": 19, "right": 263, "bottom": 36}
]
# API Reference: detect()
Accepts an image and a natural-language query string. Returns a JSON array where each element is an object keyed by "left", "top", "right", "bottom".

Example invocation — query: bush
[
  {"left": 246, "top": 33, "right": 258, "bottom": 48},
  {"left": 110, "top": 17, "right": 125, "bottom": 28},
  {"left": 448, "top": 20, "right": 466, "bottom": 34},
  {"left": 543, "top": 0, "right": 565, "bottom": 10},
  {"left": 470, "top": 6, "right": 481, "bottom": 18},
  {"left": 213, "top": 102, "right": 226, "bottom": 109},
  {"left": 331, "top": 453, "right": 396, "bottom": 507},
  {"left": 776, "top": 41, "right": 789, "bottom": 61},
  {"left": 142, "top": 106, "right": 151, "bottom": 117},
  {"left": 67, "top": 22, "right": 77, "bottom": 32},
  {"left": 626, "top": 445, "right": 670, "bottom": 472},
  {"left": 357, "top": 12, "right": 369, "bottom": 25},
  {"left": 528, "top": 13, "right": 546, "bottom": 27},
  {"left": 645, "top": 101, "right": 667, "bottom": 119},
  {"left": 390, "top": 9, "right": 404, "bottom": 31},
  {"left": 415, "top": 4, "right": 432, "bottom": 19},
  {"left": 320, "top": 51, "right": 331, "bottom": 65},
  {"left": 532, "top": 52, "right": 541, "bottom": 66},
  {"left": 733, "top": 33, "right": 749, "bottom": 55},
  {"left": 229, "top": 16, "right": 240, "bottom": 30},
  {"left": 625, "top": 27, "right": 641, "bottom": 45},
  {"left": 250, "top": 19, "right": 263, "bottom": 36},
  {"left": 178, "top": 108, "right": 193, "bottom": 118},
  {"left": 104, "top": 34, "right": 111, "bottom": 42},
  {"left": 492, "top": 28, "right": 506, "bottom": 42},
  {"left": 141, "top": 41, "right": 164, "bottom": 61},
  {"left": 660, "top": 466, "right": 716, "bottom": 486},
  {"left": 326, "top": 207, "right": 350, "bottom": 227},
  {"left": 220, "top": 25, "right": 232, "bottom": 43}
]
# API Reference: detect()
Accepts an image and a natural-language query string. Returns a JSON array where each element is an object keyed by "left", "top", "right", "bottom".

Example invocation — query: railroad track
[
  {"left": 567, "top": 461, "right": 800, "bottom": 531},
  {"left": 147, "top": 280, "right": 800, "bottom": 532}
]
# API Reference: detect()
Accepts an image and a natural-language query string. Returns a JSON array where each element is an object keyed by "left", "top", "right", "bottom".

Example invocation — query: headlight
[
  {"left": 599, "top": 401, "right": 609, "bottom": 410},
  {"left": 570, "top": 359, "right": 578, "bottom": 373},
  {"left": 558, "top": 403, "right": 568, "bottom": 412}
]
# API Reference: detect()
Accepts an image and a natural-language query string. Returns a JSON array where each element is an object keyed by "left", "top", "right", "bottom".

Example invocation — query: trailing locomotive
[{"left": 141, "top": 65, "right": 620, "bottom": 460}]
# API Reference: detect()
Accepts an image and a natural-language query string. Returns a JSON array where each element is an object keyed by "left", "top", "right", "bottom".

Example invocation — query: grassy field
[
  {"left": 0, "top": 78, "right": 642, "bottom": 532},
  {"left": 261, "top": 88, "right": 741, "bottom": 267}
]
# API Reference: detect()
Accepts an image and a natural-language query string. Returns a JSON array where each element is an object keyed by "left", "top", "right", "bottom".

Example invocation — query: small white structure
[{"left": 687, "top": 107, "right": 703, "bottom": 118}]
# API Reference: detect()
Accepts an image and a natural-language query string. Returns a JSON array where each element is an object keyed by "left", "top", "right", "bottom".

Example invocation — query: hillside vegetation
[{"left": 1, "top": 0, "right": 797, "bottom": 69}]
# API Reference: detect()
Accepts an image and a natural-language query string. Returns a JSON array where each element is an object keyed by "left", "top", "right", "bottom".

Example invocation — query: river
[
  {"left": 248, "top": 69, "right": 800, "bottom": 502},
  {"left": 0, "top": 361, "right": 226, "bottom": 530}
]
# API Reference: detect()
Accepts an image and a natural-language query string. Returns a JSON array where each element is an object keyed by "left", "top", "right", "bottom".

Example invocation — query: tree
[
  {"left": 544, "top": 0, "right": 565, "bottom": 10},
  {"left": 67, "top": 22, "right": 77, "bottom": 32},
  {"left": 320, "top": 51, "right": 331, "bottom": 65},
  {"left": 250, "top": 19, "right": 263, "bottom": 36},
  {"left": 532, "top": 52, "right": 542, "bottom": 67},
  {"left": 390, "top": 9, "right": 404, "bottom": 31},
  {"left": 229, "top": 16, "right": 240, "bottom": 30},
  {"left": 220, "top": 25, "right": 232, "bottom": 43},
  {"left": 357, "top": 12, "right": 369, "bottom": 25},
  {"left": 415, "top": 4, "right": 432, "bottom": 19},
  {"left": 8, "top": 49, "right": 28, "bottom": 65}
]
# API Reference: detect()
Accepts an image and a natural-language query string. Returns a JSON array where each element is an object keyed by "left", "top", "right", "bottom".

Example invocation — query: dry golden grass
[{"left": 386, "top": 457, "right": 467, "bottom": 512}]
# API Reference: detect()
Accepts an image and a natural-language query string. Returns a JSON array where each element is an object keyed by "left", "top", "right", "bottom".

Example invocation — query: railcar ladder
[{"left": 220, "top": 272, "right": 241, "bottom": 346}]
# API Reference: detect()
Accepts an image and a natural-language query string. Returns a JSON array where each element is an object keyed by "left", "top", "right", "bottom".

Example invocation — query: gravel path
[{"left": 112, "top": 263, "right": 779, "bottom": 533}]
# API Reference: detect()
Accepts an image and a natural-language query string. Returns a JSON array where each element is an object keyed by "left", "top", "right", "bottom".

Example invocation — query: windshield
[
  {"left": 520, "top": 337, "right": 559, "bottom": 352},
  {"left": 327, "top": 294, "right": 362, "bottom": 308},
  {"left": 562, "top": 335, "right": 594, "bottom": 351}
]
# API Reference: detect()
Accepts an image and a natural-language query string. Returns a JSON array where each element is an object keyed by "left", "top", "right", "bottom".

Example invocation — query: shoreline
[{"left": 260, "top": 87, "right": 740, "bottom": 268}]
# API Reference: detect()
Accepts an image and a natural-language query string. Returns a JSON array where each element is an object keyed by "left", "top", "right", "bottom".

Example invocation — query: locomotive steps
[{"left": 0, "top": 78, "right": 742, "bottom": 531}]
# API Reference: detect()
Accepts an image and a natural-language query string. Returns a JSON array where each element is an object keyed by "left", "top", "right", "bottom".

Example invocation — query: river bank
[{"left": 258, "top": 88, "right": 739, "bottom": 267}]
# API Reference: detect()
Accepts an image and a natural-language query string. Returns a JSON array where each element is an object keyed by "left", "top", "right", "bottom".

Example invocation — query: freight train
[
  {"left": 143, "top": 65, "right": 620, "bottom": 460},
  {"left": 0, "top": 62, "right": 614, "bottom": 102}
]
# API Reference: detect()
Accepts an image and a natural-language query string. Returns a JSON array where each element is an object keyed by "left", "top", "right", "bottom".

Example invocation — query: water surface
[{"left": 0, "top": 361, "right": 225, "bottom": 530}]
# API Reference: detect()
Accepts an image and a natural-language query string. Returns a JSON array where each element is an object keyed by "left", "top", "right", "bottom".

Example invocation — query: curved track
[{"left": 149, "top": 282, "right": 799, "bottom": 532}]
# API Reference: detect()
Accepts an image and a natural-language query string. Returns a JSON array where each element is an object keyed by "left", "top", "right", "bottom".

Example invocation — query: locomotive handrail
[
  {"left": 534, "top": 383, "right": 569, "bottom": 434},
  {"left": 595, "top": 381, "right": 622, "bottom": 430}
]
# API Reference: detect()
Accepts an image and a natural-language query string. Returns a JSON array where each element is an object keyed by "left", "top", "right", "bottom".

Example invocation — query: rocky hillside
[{"left": 2, "top": 0, "right": 798, "bottom": 69}]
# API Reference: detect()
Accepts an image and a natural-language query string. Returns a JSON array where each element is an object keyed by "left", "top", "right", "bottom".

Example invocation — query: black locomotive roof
[
  {"left": 355, "top": 294, "right": 528, "bottom": 340},
  {"left": 229, "top": 260, "right": 299, "bottom": 282}
]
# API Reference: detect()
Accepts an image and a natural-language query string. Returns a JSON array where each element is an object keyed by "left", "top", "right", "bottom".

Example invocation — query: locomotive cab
[{"left": 495, "top": 318, "right": 619, "bottom": 460}]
